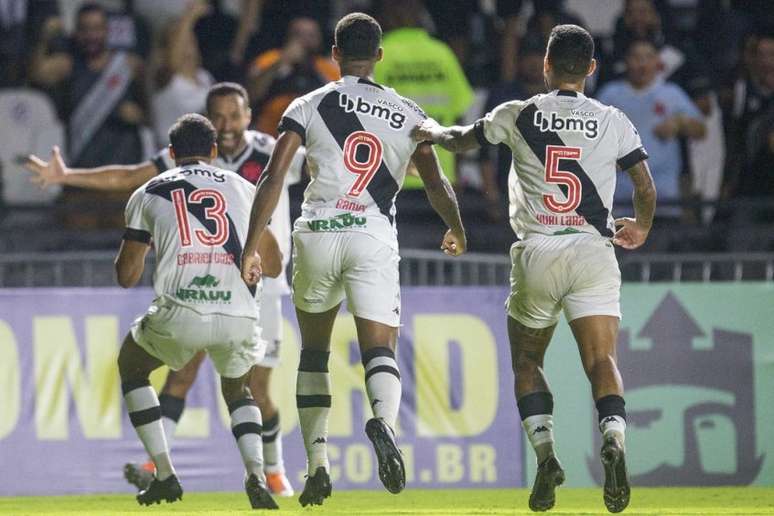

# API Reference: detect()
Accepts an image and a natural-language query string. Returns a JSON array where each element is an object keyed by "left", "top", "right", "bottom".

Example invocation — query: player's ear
[
  {"left": 543, "top": 55, "right": 551, "bottom": 75},
  {"left": 168, "top": 145, "right": 176, "bottom": 161},
  {"left": 375, "top": 47, "right": 383, "bottom": 63},
  {"left": 332, "top": 45, "right": 341, "bottom": 63},
  {"left": 587, "top": 58, "right": 597, "bottom": 77},
  {"left": 210, "top": 143, "right": 218, "bottom": 160}
]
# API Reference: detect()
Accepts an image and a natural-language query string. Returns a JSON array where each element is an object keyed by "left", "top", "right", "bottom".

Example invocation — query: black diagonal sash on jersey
[
  {"left": 317, "top": 91, "right": 399, "bottom": 222},
  {"left": 145, "top": 178, "right": 256, "bottom": 295},
  {"left": 516, "top": 104, "right": 613, "bottom": 237}
]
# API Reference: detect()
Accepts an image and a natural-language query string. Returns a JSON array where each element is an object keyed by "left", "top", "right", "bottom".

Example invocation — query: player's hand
[
  {"left": 612, "top": 217, "right": 650, "bottom": 250},
  {"left": 441, "top": 229, "right": 466, "bottom": 256},
  {"left": 410, "top": 118, "right": 441, "bottom": 143},
  {"left": 24, "top": 145, "right": 67, "bottom": 188},
  {"left": 241, "top": 252, "right": 263, "bottom": 286}
]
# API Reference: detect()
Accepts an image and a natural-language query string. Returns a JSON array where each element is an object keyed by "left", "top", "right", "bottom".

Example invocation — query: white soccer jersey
[
  {"left": 125, "top": 163, "right": 261, "bottom": 319},
  {"left": 475, "top": 89, "right": 648, "bottom": 239},
  {"left": 278, "top": 75, "right": 428, "bottom": 249},
  {"left": 152, "top": 130, "right": 304, "bottom": 294}
]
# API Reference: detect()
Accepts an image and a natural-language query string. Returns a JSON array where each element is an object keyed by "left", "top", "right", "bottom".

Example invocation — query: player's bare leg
[
  {"left": 355, "top": 316, "right": 405, "bottom": 494},
  {"left": 221, "top": 368, "right": 278, "bottom": 510},
  {"left": 117, "top": 333, "right": 182, "bottom": 506},
  {"left": 249, "top": 365, "right": 293, "bottom": 496},
  {"left": 508, "top": 317, "right": 565, "bottom": 512},
  {"left": 570, "top": 315, "right": 629, "bottom": 513},
  {"left": 295, "top": 305, "right": 339, "bottom": 506},
  {"left": 124, "top": 351, "right": 205, "bottom": 491}
]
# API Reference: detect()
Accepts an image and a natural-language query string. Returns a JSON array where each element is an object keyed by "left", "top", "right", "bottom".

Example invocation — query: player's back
[
  {"left": 478, "top": 89, "right": 647, "bottom": 240},
  {"left": 279, "top": 75, "right": 427, "bottom": 248},
  {"left": 127, "top": 162, "right": 259, "bottom": 318}
]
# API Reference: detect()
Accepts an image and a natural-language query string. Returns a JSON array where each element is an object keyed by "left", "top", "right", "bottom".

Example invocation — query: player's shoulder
[
  {"left": 489, "top": 97, "right": 531, "bottom": 118},
  {"left": 295, "top": 80, "right": 343, "bottom": 106},
  {"left": 244, "top": 129, "right": 276, "bottom": 151}
]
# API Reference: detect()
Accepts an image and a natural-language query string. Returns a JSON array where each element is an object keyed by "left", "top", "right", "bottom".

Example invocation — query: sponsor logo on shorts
[
  {"left": 176, "top": 274, "right": 232, "bottom": 303},
  {"left": 307, "top": 213, "right": 367, "bottom": 232}
]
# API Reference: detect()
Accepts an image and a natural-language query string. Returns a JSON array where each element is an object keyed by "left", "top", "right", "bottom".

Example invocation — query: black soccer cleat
[
  {"left": 123, "top": 462, "right": 154, "bottom": 491},
  {"left": 298, "top": 466, "right": 332, "bottom": 507},
  {"left": 136, "top": 474, "right": 183, "bottom": 506},
  {"left": 365, "top": 417, "right": 406, "bottom": 494},
  {"left": 245, "top": 474, "right": 279, "bottom": 510},
  {"left": 601, "top": 435, "right": 630, "bottom": 513},
  {"left": 528, "top": 455, "right": 565, "bottom": 512}
]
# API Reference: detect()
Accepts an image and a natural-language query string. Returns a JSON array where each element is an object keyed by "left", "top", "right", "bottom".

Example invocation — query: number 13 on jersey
[{"left": 543, "top": 145, "right": 582, "bottom": 213}]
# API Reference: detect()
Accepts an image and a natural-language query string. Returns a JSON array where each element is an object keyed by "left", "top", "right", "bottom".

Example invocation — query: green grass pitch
[{"left": 2, "top": 488, "right": 774, "bottom": 515}]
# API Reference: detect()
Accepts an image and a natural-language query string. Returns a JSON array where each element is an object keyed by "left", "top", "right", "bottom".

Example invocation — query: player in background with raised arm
[
  {"left": 240, "top": 12, "right": 466, "bottom": 507},
  {"left": 413, "top": 25, "right": 656, "bottom": 514},
  {"left": 116, "top": 114, "right": 280, "bottom": 509},
  {"left": 24, "top": 83, "right": 298, "bottom": 497}
]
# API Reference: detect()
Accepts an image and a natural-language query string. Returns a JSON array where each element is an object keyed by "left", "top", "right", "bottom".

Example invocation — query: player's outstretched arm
[
  {"left": 24, "top": 146, "right": 156, "bottom": 191},
  {"left": 115, "top": 239, "right": 151, "bottom": 288},
  {"left": 241, "top": 130, "right": 302, "bottom": 285},
  {"left": 613, "top": 160, "right": 657, "bottom": 250},
  {"left": 412, "top": 143, "right": 467, "bottom": 256},
  {"left": 411, "top": 119, "right": 481, "bottom": 154}
]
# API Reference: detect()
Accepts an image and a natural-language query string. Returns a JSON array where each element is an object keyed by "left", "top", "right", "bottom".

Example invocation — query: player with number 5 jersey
[
  {"left": 241, "top": 12, "right": 466, "bottom": 507},
  {"left": 413, "top": 25, "right": 657, "bottom": 514}
]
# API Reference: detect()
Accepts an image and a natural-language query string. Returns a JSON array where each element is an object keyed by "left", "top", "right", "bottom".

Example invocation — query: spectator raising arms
[
  {"left": 247, "top": 17, "right": 339, "bottom": 136},
  {"left": 598, "top": 39, "right": 705, "bottom": 219},
  {"left": 29, "top": 2, "right": 147, "bottom": 168},
  {"left": 150, "top": 0, "right": 214, "bottom": 145}
]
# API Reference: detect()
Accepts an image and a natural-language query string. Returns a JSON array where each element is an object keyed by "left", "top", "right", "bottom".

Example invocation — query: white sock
[
  {"left": 297, "top": 350, "right": 331, "bottom": 476},
  {"left": 600, "top": 415, "right": 626, "bottom": 445},
  {"left": 362, "top": 347, "right": 401, "bottom": 429},
  {"left": 262, "top": 412, "right": 285, "bottom": 474},
  {"left": 229, "top": 399, "right": 264, "bottom": 479},
  {"left": 522, "top": 414, "right": 556, "bottom": 464},
  {"left": 123, "top": 381, "right": 175, "bottom": 480}
]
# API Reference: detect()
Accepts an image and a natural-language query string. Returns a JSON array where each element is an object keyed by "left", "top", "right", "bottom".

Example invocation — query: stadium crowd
[{"left": 1, "top": 0, "right": 773, "bottom": 254}]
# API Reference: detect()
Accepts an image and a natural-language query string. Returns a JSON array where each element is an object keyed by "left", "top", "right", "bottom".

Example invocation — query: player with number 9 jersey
[{"left": 278, "top": 75, "right": 429, "bottom": 324}]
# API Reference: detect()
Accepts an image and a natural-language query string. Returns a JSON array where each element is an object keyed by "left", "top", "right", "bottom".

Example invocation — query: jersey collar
[{"left": 551, "top": 89, "right": 586, "bottom": 99}]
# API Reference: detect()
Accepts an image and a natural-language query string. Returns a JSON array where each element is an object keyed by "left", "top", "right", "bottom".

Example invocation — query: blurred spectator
[
  {"left": 523, "top": 0, "right": 584, "bottom": 44},
  {"left": 192, "top": 0, "right": 241, "bottom": 81},
  {"left": 374, "top": 0, "right": 473, "bottom": 190},
  {"left": 0, "top": 0, "right": 59, "bottom": 87},
  {"left": 741, "top": 114, "right": 774, "bottom": 197},
  {"left": 478, "top": 36, "right": 546, "bottom": 220},
  {"left": 424, "top": 0, "right": 521, "bottom": 87},
  {"left": 29, "top": 2, "right": 148, "bottom": 168},
  {"left": 247, "top": 16, "right": 338, "bottom": 137},
  {"left": 245, "top": 0, "right": 331, "bottom": 57},
  {"left": 597, "top": 39, "right": 706, "bottom": 218},
  {"left": 104, "top": 0, "right": 152, "bottom": 58},
  {"left": 150, "top": 0, "right": 214, "bottom": 145},
  {"left": 725, "top": 29, "right": 774, "bottom": 198},
  {"left": 28, "top": 2, "right": 148, "bottom": 229}
]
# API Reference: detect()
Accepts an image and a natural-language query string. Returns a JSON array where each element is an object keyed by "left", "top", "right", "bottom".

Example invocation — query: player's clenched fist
[
  {"left": 441, "top": 229, "right": 466, "bottom": 256},
  {"left": 241, "top": 252, "right": 263, "bottom": 286},
  {"left": 612, "top": 217, "right": 650, "bottom": 250}
]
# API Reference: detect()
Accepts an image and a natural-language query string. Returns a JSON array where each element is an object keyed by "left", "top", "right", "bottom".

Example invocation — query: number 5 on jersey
[
  {"left": 172, "top": 188, "right": 229, "bottom": 247},
  {"left": 343, "top": 130, "right": 383, "bottom": 196},
  {"left": 543, "top": 145, "right": 582, "bottom": 213}
]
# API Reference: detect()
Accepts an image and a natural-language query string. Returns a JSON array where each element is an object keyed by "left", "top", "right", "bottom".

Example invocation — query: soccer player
[
  {"left": 412, "top": 25, "right": 656, "bottom": 514},
  {"left": 116, "top": 114, "right": 280, "bottom": 509},
  {"left": 24, "top": 83, "right": 298, "bottom": 496},
  {"left": 240, "top": 12, "right": 466, "bottom": 507}
]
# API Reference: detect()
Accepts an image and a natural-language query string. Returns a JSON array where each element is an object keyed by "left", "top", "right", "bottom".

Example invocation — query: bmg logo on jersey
[
  {"left": 534, "top": 110, "right": 598, "bottom": 139},
  {"left": 339, "top": 93, "right": 406, "bottom": 130}
]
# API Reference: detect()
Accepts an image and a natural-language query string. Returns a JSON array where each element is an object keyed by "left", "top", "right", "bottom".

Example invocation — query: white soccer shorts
[
  {"left": 131, "top": 298, "right": 266, "bottom": 379},
  {"left": 257, "top": 292, "right": 282, "bottom": 368},
  {"left": 506, "top": 232, "right": 621, "bottom": 329},
  {"left": 291, "top": 231, "right": 401, "bottom": 327}
]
